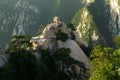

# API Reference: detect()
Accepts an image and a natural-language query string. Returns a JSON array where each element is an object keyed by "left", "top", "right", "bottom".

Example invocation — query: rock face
[
  {"left": 31, "top": 17, "right": 91, "bottom": 69},
  {"left": 0, "top": 53, "right": 9, "bottom": 67},
  {"left": 108, "top": 0, "right": 120, "bottom": 37},
  {"left": 0, "top": 17, "right": 90, "bottom": 80},
  {"left": 57, "top": 40, "right": 90, "bottom": 69},
  {"left": 72, "top": 0, "right": 120, "bottom": 47},
  {"left": 72, "top": 7, "right": 103, "bottom": 46}
]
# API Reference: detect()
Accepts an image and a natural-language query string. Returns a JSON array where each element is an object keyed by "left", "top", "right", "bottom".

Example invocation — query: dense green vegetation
[
  {"left": 0, "top": 35, "right": 87, "bottom": 80},
  {"left": 0, "top": 35, "right": 36, "bottom": 80},
  {"left": 67, "top": 23, "right": 76, "bottom": 31},
  {"left": 71, "top": 8, "right": 83, "bottom": 27},
  {"left": 67, "top": 23, "right": 76, "bottom": 40},
  {"left": 89, "top": 36, "right": 120, "bottom": 80},
  {"left": 6, "top": 35, "right": 32, "bottom": 53},
  {"left": 1, "top": 34, "right": 120, "bottom": 80},
  {"left": 115, "top": 36, "right": 120, "bottom": 48},
  {"left": 70, "top": 32, "right": 76, "bottom": 40},
  {"left": 54, "top": 29, "right": 68, "bottom": 42}
]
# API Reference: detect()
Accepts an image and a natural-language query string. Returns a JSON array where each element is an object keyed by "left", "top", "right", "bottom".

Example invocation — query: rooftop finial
[{"left": 53, "top": 16, "right": 62, "bottom": 25}]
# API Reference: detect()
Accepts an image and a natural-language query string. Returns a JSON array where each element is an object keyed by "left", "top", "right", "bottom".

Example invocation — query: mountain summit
[
  {"left": 0, "top": 17, "right": 91, "bottom": 80},
  {"left": 31, "top": 16, "right": 91, "bottom": 69}
]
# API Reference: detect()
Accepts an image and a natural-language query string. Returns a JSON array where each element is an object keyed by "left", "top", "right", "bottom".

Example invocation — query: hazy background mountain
[
  {"left": 0, "top": 0, "right": 120, "bottom": 51},
  {"left": 49, "top": 0, "right": 83, "bottom": 22},
  {"left": 0, "top": 0, "right": 83, "bottom": 51}
]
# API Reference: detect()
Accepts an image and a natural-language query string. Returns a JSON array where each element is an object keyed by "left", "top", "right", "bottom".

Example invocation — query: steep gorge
[{"left": 72, "top": 0, "right": 120, "bottom": 47}]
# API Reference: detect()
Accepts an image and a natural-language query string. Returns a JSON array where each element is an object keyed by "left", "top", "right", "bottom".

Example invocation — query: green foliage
[
  {"left": 110, "top": 49, "right": 120, "bottom": 70},
  {"left": 40, "top": 49, "right": 58, "bottom": 73},
  {"left": 70, "top": 32, "right": 76, "bottom": 40},
  {"left": 0, "top": 35, "right": 36, "bottom": 80},
  {"left": 35, "top": 61, "right": 53, "bottom": 80},
  {"left": 67, "top": 23, "right": 76, "bottom": 31},
  {"left": 119, "top": 0, "right": 120, "bottom": 6},
  {"left": 54, "top": 29, "right": 68, "bottom": 42},
  {"left": 0, "top": 50, "right": 36, "bottom": 80},
  {"left": 71, "top": 8, "right": 83, "bottom": 27},
  {"left": 39, "top": 48, "right": 84, "bottom": 80},
  {"left": 115, "top": 36, "right": 120, "bottom": 48},
  {"left": 89, "top": 45, "right": 120, "bottom": 80},
  {"left": 72, "top": 7, "right": 102, "bottom": 46},
  {"left": 1, "top": 34, "right": 87, "bottom": 80},
  {"left": 80, "top": 45, "right": 92, "bottom": 57},
  {"left": 6, "top": 35, "right": 32, "bottom": 53},
  {"left": 53, "top": 48, "right": 75, "bottom": 65},
  {"left": 90, "top": 46, "right": 113, "bottom": 58}
]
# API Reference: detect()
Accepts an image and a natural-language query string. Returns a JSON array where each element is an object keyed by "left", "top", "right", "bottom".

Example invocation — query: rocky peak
[
  {"left": 0, "top": 17, "right": 91, "bottom": 80},
  {"left": 31, "top": 17, "right": 90, "bottom": 69}
]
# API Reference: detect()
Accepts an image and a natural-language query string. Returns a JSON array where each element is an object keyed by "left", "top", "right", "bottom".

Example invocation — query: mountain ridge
[
  {"left": 72, "top": 0, "right": 120, "bottom": 47},
  {"left": 0, "top": 17, "right": 91, "bottom": 80},
  {"left": 30, "top": 17, "right": 90, "bottom": 69},
  {"left": 0, "top": 0, "right": 83, "bottom": 51}
]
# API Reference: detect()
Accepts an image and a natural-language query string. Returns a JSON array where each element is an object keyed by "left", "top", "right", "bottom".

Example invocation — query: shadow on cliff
[{"left": 87, "top": 0, "right": 115, "bottom": 47}]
